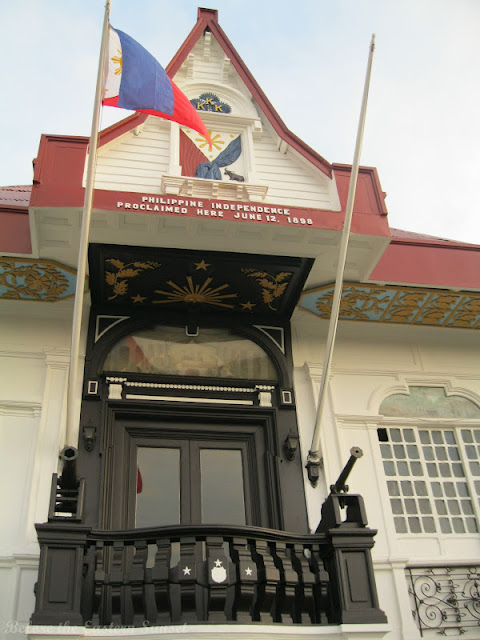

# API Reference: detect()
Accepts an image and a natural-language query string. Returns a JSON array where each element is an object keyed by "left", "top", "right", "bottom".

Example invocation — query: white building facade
[{"left": 1, "top": 8, "right": 479, "bottom": 640}]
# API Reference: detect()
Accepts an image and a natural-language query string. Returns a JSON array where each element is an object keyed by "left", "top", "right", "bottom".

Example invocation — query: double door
[{"left": 107, "top": 412, "right": 277, "bottom": 530}]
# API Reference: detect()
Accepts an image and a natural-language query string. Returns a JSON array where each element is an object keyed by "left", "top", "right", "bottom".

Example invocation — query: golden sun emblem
[
  {"left": 195, "top": 131, "right": 224, "bottom": 151},
  {"left": 111, "top": 48, "right": 122, "bottom": 75},
  {"left": 153, "top": 276, "right": 237, "bottom": 309}
]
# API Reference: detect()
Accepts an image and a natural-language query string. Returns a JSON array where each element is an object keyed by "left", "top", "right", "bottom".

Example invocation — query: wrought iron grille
[{"left": 406, "top": 566, "right": 480, "bottom": 636}]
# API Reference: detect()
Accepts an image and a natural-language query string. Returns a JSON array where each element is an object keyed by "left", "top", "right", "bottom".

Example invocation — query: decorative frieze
[{"left": 300, "top": 283, "right": 480, "bottom": 330}]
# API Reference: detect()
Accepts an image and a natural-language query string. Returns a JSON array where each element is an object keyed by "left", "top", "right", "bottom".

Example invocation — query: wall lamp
[
  {"left": 284, "top": 432, "right": 299, "bottom": 461},
  {"left": 82, "top": 425, "right": 97, "bottom": 452}
]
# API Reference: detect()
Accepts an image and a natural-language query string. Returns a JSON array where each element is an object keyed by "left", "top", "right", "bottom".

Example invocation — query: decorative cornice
[
  {"left": 0, "top": 258, "right": 87, "bottom": 302},
  {"left": 0, "top": 401, "right": 42, "bottom": 417},
  {"left": 299, "top": 282, "right": 480, "bottom": 330}
]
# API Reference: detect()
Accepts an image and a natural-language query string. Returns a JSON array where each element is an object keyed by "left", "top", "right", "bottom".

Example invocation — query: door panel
[
  {"left": 110, "top": 414, "right": 274, "bottom": 529},
  {"left": 195, "top": 443, "right": 247, "bottom": 525}
]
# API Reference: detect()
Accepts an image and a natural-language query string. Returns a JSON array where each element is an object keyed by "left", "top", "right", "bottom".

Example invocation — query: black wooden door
[{"left": 108, "top": 413, "right": 275, "bottom": 529}]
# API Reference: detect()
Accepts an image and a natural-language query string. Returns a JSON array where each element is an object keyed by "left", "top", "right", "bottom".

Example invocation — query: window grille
[{"left": 378, "top": 426, "right": 480, "bottom": 535}]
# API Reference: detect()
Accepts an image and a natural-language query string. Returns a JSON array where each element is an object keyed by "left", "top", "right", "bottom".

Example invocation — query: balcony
[{"left": 31, "top": 490, "right": 387, "bottom": 631}]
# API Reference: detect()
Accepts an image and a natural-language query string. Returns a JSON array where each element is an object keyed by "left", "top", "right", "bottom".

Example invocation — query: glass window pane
[
  {"left": 465, "top": 445, "right": 477, "bottom": 459},
  {"left": 390, "top": 499, "right": 403, "bottom": 514},
  {"left": 452, "top": 463, "right": 466, "bottom": 478},
  {"left": 418, "top": 499, "right": 432, "bottom": 514},
  {"left": 436, "top": 447, "right": 447, "bottom": 461},
  {"left": 431, "top": 482, "right": 442, "bottom": 497},
  {"left": 444, "top": 482, "right": 455, "bottom": 497},
  {"left": 401, "top": 481, "right": 413, "bottom": 496},
  {"left": 419, "top": 431, "right": 430, "bottom": 444},
  {"left": 415, "top": 481, "right": 427, "bottom": 496},
  {"left": 432, "top": 431, "right": 443, "bottom": 444},
  {"left": 423, "top": 446, "right": 434, "bottom": 461},
  {"left": 422, "top": 517, "right": 436, "bottom": 533},
  {"left": 427, "top": 463, "right": 438, "bottom": 477},
  {"left": 394, "top": 517, "right": 407, "bottom": 533},
  {"left": 469, "top": 462, "right": 480, "bottom": 476},
  {"left": 466, "top": 519, "right": 478, "bottom": 533},
  {"left": 447, "top": 501, "right": 460, "bottom": 515},
  {"left": 405, "top": 499, "right": 417, "bottom": 514},
  {"left": 435, "top": 500, "right": 447, "bottom": 515},
  {"left": 457, "top": 483, "right": 469, "bottom": 497},
  {"left": 393, "top": 445, "right": 406, "bottom": 459},
  {"left": 444, "top": 431, "right": 456, "bottom": 445},
  {"left": 200, "top": 449, "right": 246, "bottom": 525},
  {"left": 439, "top": 463, "right": 451, "bottom": 477},
  {"left": 383, "top": 461, "right": 395, "bottom": 476},
  {"left": 380, "top": 444, "right": 392, "bottom": 459},
  {"left": 410, "top": 462, "right": 423, "bottom": 476},
  {"left": 409, "top": 517, "right": 421, "bottom": 533},
  {"left": 102, "top": 326, "right": 278, "bottom": 381},
  {"left": 404, "top": 429, "right": 415, "bottom": 442},
  {"left": 461, "top": 429, "right": 473, "bottom": 443},
  {"left": 397, "top": 461, "right": 409, "bottom": 476},
  {"left": 407, "top": 445, "right": 419, "bottom": 459},
  {"left": 448, "top": 447, "right": 460, "bottom": 461},
  {"left": 387, "top": 481, "right": 400, "bottom": 496},
  {"left": 461, "top": 500, "right": 473, "bottom": 515},
  {"left": 440, "top": 518, "right": 452, "bottom": 533},
  {"left": 390, "top": 428, "right": 401, "bottom": 442},
  {"left": 136, "top": 447, "right": 180, "bottom": 527},
  {"left": 452, "top": 518, "right": 465, "bottom": 534}
]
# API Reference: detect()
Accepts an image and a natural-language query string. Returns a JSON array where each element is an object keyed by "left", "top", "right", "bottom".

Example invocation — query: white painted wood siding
[{"left": 94, "top": 120, "right": 171, "bottom": 194}]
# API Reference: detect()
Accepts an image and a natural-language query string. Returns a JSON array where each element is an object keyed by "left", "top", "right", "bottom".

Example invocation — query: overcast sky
[{"left": 2, "top": 0, "right": 479, "bottom": 243}]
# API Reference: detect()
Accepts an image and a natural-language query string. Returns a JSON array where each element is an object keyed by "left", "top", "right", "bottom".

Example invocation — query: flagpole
[
  {"left": 65, "top": 0, "right": 111, "bottom": 448},
  {"left": 306, "top": 35, "right": 375, "bottom": 486}
]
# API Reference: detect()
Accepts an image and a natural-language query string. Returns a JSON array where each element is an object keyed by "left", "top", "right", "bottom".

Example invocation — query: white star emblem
[
  {"left": 214, "top": 559, "right": 223, "bottom": 567},
  {"left": 245, "top": 567, "right": 253, "bottom": 576},
  {"left": 183, "top": 566, "right": 191, "bottom": 575}
]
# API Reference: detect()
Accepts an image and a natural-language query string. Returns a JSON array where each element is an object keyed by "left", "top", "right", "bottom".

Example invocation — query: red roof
[{"left": 0, "top": 185, "right": 31, "bottom": 208}]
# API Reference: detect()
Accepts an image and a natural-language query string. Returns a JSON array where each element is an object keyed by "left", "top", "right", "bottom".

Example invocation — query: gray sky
[{"left": 2, "top": 0, "right": 479, "bottom": 243}]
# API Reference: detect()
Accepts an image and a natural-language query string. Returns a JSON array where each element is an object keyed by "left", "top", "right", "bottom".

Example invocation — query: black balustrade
[{"left": 32, "top": 491, "right": 387, "bottom": 628}]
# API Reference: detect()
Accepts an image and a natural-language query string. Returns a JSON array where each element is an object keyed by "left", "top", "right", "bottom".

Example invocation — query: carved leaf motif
[
  {"left": 275, "top": 272, "right": 291, "bottom": 283},
  {"left": 105, "top": 272, "right": 116, "bottom": 285},
  {"left": 133, "top": 261, "right": 157, "bottom": 269},
  {"left": 273, "top": 282, "right": 288, "bottom": 298},
  {"left": 262, "top": 290, "right": 274, "bottom": 304},
  {"left": 116, "top": 268, "right": 141, "bottom": 278},
  {"left": 107, "top": 259, "right": 125, "bottom": 269},
  {"left": 113, "top": 280, "right": 128, "bottom": 296},
  {"left": 259, "top": 278, "right": 275, "bottom": 289}
]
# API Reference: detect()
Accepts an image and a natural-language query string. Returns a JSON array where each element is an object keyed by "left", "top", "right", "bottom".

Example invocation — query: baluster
[
  {"left": 148, "top": 539, "right": 171, "bottom": 625},
  {"left": 129, "top": 539, "right": 148, "bottom": 626},
  {"left": 270, "top": 541, "right": 297, "bottom": 623},
  {"left": 309, "top": 542, "right": 332, "bottom": 624},
  {"left": 205, "top": 536, "right": 233, "bottom": 622},
  {"left": 169, "top": 536, "right": 205, "bottom": 622},
  {"left": 110, "top": 539, "right": 125, "bottom": 625},
  {"left": 94, "top": 541, "right": 112, "bottom": 626},
  {"left": 251, "top": 539, "right": 280, "bottom": 623},
  {"left": 290, "top": 543, "right": 315, "bottom": 624},
  {"left": 229, "top": 537, "right": 257, "bottom": 622}
]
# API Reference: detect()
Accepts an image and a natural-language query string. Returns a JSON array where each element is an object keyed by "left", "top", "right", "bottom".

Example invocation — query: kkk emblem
[{"left": 211, "top": 558, "right": 227, "bottom": 583}]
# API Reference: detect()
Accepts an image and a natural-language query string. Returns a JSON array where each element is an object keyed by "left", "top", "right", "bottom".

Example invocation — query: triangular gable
[{"left": 98, "top": 8, "right": 331, "bottom": 179}]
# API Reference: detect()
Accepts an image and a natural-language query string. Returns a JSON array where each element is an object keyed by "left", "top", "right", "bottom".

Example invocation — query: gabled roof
[{"left": 98, "top": 8, "right": 332, "bottom": 178}]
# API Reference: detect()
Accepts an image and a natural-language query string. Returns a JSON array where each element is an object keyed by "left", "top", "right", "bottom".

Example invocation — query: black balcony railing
[{"left": 31, "top": 492, "right": 387, "bottom": 628}]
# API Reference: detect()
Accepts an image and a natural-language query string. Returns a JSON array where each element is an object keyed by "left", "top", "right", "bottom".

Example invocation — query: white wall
[
  {"left": 0, "top": 303, "right": 86, "bottom": 639},
  {"left": 292, "top": 309, "right": 480, "bottom": 639}
]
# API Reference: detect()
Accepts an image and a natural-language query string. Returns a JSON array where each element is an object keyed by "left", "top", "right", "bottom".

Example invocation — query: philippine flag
[{"left": 103, "top": 26, "right": 211, "bottom": 147}]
